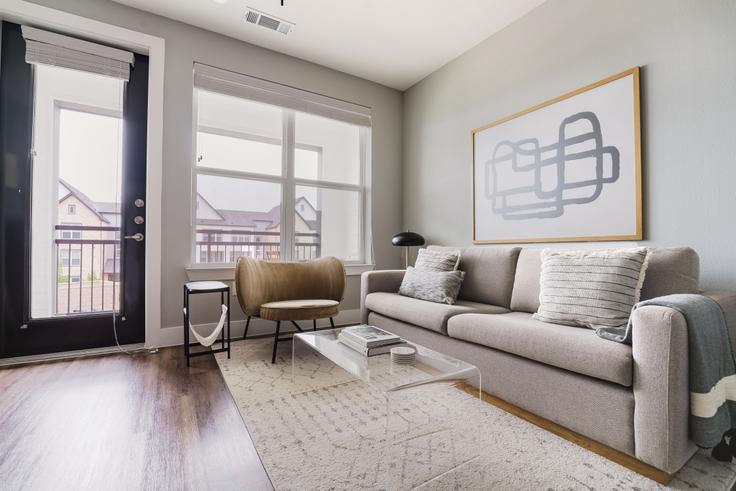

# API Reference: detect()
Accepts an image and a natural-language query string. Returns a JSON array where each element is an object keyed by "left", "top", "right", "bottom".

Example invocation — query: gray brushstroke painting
[{"left": 484, "top": 111, "right": 620, "bottom": 220}]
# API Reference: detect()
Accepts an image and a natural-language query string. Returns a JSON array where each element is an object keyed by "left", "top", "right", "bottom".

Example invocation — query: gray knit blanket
[{"left": 597, "top": 294, "right": 736, "bottom": 448}]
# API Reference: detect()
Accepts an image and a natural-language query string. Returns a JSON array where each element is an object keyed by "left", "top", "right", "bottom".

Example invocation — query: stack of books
[{"left": 338, "top": 325, "right": 408, "bottom": 356}]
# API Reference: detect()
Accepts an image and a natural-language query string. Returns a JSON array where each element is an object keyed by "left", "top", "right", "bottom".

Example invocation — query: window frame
[{"left": 190, "top": 88, "right": 371, "bottom": 267}]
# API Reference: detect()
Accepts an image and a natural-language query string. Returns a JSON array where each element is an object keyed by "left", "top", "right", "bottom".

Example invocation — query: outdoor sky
[{"left": 58, "top": 109, "right": 123, "bottom": 203}]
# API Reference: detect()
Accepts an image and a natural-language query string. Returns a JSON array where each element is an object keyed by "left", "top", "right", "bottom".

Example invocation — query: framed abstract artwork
[{"left": 472, "top": 67, "right": 642, "bottom": 243}]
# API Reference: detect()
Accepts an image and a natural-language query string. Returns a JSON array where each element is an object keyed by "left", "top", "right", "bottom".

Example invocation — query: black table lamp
[{"left": 392, "top": 230, "right": 425, "bottom": 268}]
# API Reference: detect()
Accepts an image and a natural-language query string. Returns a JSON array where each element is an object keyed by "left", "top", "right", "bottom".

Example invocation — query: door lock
[
  {"left": 124, "top": 233, "right": 145, "bottom": 242},
  {"left": 133, "top": 216, "right": 144, "bottom": 225},
  {"left": 134, "top": 198, "right": 145, "bottom": 208}
]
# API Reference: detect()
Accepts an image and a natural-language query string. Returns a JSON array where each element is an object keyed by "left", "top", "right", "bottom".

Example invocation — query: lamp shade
[{"left": 391, "top": 231, "right": 425, "bottom": 247}]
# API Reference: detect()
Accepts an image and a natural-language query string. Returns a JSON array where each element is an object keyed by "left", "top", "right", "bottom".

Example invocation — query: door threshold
[{"left": 0, "top": 343, "right": 153, "bottom": 368}]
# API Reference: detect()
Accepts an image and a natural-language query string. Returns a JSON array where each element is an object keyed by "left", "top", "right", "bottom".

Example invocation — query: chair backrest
[{"left": 235, "top": 256, "right": 346, "bottom": 316}]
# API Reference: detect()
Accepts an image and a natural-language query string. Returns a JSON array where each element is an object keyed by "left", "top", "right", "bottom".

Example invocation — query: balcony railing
[
  {"left": 52, "top": 226, "right": 321, "bottom": 314},
  {"left": 195, "top": 229, "right": 321, "bottom": 263},
  {"left": 55, "top": 225, "right": 120, "bottom": 315}
]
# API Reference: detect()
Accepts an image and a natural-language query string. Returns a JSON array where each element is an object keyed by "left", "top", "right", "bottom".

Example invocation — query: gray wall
[
  {"left": 403, "top": 0, "right": 736, "bottom": 290},
  {"left": 30, "top": 0, "right": 403, "bottom": 328}
]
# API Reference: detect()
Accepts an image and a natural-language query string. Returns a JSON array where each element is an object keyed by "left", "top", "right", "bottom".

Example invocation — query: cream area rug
[{"left": 215, "top": 339, "right": 736, "bottom": 490}]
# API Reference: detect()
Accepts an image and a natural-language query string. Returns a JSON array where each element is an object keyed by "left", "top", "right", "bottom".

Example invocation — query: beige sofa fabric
[
  {"left": 640, "top": 247, "right": 700, "bottom": 300},
  {"left": 509, "top": 248, "right": 542, "bottom": 313},
  {"left": 364, "top": 292, "right": 507, "bottom": 334},
  {"left": 631, "top": 305, "right": 695, "bottom": 474},
  {"left": 455, "top": 247, "right": 521, "bottom": 307},
  {"left": 360, "top": 270, "right": 406, "bottom": 323},
  {"left": 447, "top": 312, "right": 633, "bottom": 386},
  {"left": 369, "top": 312, "right": 637, "bottom": 456}
]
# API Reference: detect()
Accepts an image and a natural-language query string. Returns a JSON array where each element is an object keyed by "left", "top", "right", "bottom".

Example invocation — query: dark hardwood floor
[{"left": 0, "top": 348, "right": 272, "bottom": 491}]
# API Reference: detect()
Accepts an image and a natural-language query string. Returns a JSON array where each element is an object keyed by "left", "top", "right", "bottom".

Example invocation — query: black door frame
[{"left": 0, "top": 22, "right": 149, "bottom": 358}]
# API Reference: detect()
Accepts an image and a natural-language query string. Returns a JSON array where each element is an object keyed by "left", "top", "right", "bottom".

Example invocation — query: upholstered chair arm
[
  {"left": 360, "top": 270, "right": 405, "bottom": 324},
  {"left": 702, "top": 291, "right": 736, "bottom": 354},
  {"left": 631, "top": 305, "right": 695, "bottom": 474}
]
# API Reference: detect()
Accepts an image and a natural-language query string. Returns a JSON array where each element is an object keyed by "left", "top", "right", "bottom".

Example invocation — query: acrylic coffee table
[
  {"left": 291, "top": 327, "right": 482, "bottom": 398},
  {"left": 291, "top": 327, "right": 483, "bottom": 487}
]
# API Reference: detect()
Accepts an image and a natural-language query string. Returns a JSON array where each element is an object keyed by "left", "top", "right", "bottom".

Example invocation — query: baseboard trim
[
  {"left": 458, "top": 382, "right": 673, "bottom": 485},
  {"left": 0, "top": 343, "right": 150, "bottom": 368}
]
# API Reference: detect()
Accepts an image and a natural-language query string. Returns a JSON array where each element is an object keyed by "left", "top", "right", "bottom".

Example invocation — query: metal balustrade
[
  {"left": 54, "top": 225, "right": 120, "bottom": 314},
  {"left": 195, "top": 229, "right": 321, "bottom": 263},
  {"left": 52, "top": 225, "right": 321, "bottom": 315}
]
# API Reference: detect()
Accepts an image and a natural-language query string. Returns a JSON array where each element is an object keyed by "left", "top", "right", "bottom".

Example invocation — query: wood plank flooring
[{"left": 0, "top": 348, "right": 272, "bottom": 491}]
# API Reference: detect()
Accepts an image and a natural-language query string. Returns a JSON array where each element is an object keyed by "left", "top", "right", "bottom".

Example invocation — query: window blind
[
  {"left": 193, "top": 63, "right": 371, "bottom": 127},
  {"left": 22, "top": 26, "right": 135, "bottom": 81}
]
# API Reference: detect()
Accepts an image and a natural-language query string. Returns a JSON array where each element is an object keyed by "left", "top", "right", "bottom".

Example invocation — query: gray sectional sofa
[{"left": 360, "top": 246, "right": 736, "bottom": 475}]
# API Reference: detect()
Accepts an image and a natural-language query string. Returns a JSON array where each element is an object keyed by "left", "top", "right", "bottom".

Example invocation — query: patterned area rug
[{"left": 215, "top": 339, "right": 736, "bottom": 490}]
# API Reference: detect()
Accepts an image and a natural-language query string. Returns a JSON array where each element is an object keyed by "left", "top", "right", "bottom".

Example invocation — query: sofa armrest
[
  {"left": 702, "top": 291, "right": 736, "bottom": 354},
  {"left": 631, "top": 305, "right": 695, "bottom": 473},
  {"left": 360, "top": 270, "right": 405, "bottom": 324}
]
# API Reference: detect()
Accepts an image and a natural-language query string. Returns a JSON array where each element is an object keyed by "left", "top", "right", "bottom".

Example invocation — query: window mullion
[{"left": 281, "top": 110, "right": 296, "bottom": 261}]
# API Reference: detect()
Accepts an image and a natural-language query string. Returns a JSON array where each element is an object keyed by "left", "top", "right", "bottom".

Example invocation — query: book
[
  {"left": 338, "top": 332, "right": 408, "bottom": 357},
  {"left": 340, "top": 325, "right": 401, "bottom": 348}
]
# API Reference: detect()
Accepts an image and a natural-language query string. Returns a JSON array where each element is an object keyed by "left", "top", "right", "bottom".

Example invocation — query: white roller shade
[
  {"left": 22, "top": 26, "right": 134, "bottom": 81},
  {"left": 194, "top": 63, "right": 371, "bottom": 127}
]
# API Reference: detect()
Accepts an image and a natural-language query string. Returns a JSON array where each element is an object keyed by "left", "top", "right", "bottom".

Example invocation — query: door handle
[{"left": 124, "top": 233, "right": 145, "bottom": 242}]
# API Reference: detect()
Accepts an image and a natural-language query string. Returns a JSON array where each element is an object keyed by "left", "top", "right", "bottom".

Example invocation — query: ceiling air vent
[{"left": 244, "top": 7, "right": 294, "bottom": 35}]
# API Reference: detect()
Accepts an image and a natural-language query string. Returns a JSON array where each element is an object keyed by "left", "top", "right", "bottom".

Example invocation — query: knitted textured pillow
[
  {"left": 534, "top": 248, "right": 649, "bottom": 329},
  {"left": 399, "top": 267, "right": 465, "bottom": 305},
  {"left": 414, "top": 248, "right": 460, "bottom": 272}
]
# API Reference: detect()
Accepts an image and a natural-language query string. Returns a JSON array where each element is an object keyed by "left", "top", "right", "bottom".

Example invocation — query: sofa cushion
[
  {"left": 640, "top": 247, "right": 699, "bottom": 300},
  {"left": 509, "top": 248, "right": 543, "bottom": 313},
  {"left": 447, "top": 312, "right": 633, "bottom": 386},
  {"left": 509, "top": 247, "right": 701, "bottom": 313},
  {"left": 432, "top": 246, "right": 521, "bottom": 308},
  {"left": 364, "top": 292, "right": 508, "bottom": 334}
]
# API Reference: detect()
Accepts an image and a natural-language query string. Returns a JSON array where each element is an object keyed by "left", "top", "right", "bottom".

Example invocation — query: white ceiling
[{"left": 112, "top": 0, "right": 546, "bottom": 90}]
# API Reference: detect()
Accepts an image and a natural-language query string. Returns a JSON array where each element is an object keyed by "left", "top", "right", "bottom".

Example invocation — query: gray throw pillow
[
  {"left": 414, "top": 248, "right": 460, "bottom": 272},
  {"left": 534, "top": 248, "right": 650, "bottom": 329},
  {"left": 399, "top": 267, "right": 465, "bottom": 305}
]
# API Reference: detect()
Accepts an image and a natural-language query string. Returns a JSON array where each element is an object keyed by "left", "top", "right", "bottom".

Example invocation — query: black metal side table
[{"left": 183, "top": 281, "right": 231, "bottom": 366}]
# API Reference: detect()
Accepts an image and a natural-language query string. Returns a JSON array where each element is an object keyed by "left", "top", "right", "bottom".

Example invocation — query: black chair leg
[
  {"left": 290, "top": 320, "right": 304, "bottom": 332},
  {"left": 313, "top": 319, "right": 317, "bottom": 331},
  {"left": 242, "top": 316, "right": 251, "bottom": 341},
  {"left": 329, "top": 317, "right": 335, "bottom": 328},
  {"left": 271, "top": 321, "right": 281, "bottom": 364}
]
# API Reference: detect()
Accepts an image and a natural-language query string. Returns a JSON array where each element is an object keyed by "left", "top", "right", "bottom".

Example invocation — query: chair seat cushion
[
  {"left": 260, "top": 299, "right": 339, "bottom": 321},
  {"left": 364, "top": 292, "right": 508, "bottom": 334},
  {"left": 447, "top": 312, "right": 633, "bottom": 386}
]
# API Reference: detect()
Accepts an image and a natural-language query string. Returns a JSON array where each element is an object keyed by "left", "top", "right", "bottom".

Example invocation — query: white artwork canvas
[{"left": 472, "top": 68, "right": 642, "bottom": 243}]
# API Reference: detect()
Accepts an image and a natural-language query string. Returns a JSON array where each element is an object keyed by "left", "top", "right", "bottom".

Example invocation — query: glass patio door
[{"left": 0, "top": 22, "right": 148, "bottom": 357}]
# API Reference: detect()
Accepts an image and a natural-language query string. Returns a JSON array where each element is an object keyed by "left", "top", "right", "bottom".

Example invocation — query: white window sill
[{"left": 185, "top": 263, "right": 375, "bottom": 282}]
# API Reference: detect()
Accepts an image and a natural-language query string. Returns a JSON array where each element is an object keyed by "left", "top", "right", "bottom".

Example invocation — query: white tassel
[{"left": 183, "top": 304, "right": 228, "bottom": 347}]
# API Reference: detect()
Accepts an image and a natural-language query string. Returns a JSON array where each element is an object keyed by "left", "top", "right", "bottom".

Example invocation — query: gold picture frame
[{"left": 471, "top": 67, "right": 642, "bottom": 244}]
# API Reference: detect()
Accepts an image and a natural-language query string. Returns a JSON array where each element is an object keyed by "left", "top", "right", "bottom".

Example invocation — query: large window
[{"left": 192, "top": 67, "right": 371, "bottom": 265}]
